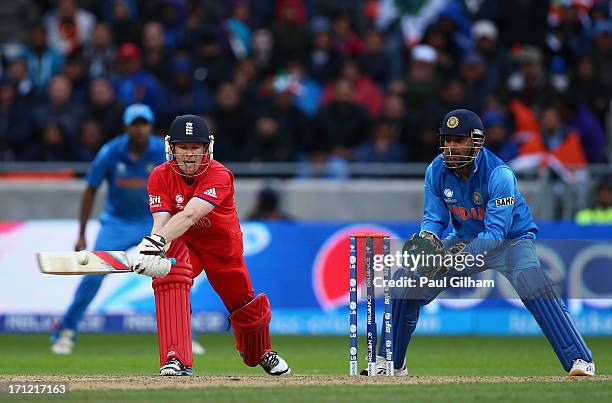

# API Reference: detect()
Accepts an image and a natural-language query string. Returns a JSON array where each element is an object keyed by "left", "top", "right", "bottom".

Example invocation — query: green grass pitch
[{"left": 0, "top": 334, "right": 610, "bottom": 402}]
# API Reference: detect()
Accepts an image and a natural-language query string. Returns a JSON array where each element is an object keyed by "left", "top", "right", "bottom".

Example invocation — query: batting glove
[
  {"left": 132, "top": 234, "right": 171, "bottom": 276},
  {"left": 133, "top": 255, "right": 171, "bottom": 277},
  {"left": 136, "top": 234, "right": 167, "bottom": 256}
]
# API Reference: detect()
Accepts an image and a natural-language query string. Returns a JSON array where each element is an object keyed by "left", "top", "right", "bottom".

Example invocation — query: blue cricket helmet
[
  {"left": 438, "top": 109, "right": 485, "bottom": 169},
  {"left": 438, "top": 109, "right": 484, "bottom": 137}
]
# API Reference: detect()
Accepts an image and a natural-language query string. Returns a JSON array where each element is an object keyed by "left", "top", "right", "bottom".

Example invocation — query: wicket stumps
[{"left": 349, "top": 233, "right": 393, "bottom": 376}]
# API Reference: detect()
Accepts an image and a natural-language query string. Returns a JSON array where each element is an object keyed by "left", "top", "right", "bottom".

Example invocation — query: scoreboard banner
[{"left": 0, "top": 220, "right": 610, "bottom": 335}]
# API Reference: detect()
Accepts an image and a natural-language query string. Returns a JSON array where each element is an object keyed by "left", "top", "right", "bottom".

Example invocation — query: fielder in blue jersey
[
  {"left": 50, "top": 104, "right": 175, "bottom": 353},
  {"left": 367, "top": 109, "right": 595, "bottom": 377}
]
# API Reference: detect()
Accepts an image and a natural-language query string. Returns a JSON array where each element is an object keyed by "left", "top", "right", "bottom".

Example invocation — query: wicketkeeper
[{"left": 364, "top": 109, "right": 595, "bottom": 377}]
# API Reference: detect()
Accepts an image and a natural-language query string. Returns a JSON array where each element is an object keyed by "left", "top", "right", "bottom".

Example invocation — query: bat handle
[{"left": 167, "top": 258, "right": 176, "bottom": 266}]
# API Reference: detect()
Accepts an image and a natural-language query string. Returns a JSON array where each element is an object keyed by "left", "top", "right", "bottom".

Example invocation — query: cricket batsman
[
  {"left": 51, "top": 104, "right": 165, "bottom": 354},
  {"left": 129, "top": 114, "right": 291, "bottom": 376},
  {"left": 365, "top": 109, "right": 595, "bottom": 377},
  {"left": 51, "top": 104, "right": 205, "bottom": 356}
]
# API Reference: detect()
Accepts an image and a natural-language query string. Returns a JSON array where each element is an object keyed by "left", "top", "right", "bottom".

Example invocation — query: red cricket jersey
[{"left": 147, "top": 160, "right": 244, "bottom": 266}]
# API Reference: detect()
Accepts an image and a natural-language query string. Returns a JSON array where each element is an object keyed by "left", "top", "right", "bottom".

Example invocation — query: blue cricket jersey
[
  {"left": 421, "top": 148, "right": 538, "bottom": 255},
  {"left": 85, "top": 134, "right": 166, "bottom": 220}
]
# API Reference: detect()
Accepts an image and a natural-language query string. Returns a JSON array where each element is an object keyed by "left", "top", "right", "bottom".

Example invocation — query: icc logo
[
  {"left": 444, "top": 188, "right": 453, "bottom": 198},
  {"left": 175, "top": 194, "right": 184, "bottom": 203}
]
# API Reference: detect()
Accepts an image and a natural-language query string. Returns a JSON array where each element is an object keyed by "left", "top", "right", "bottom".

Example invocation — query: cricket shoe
[
  {"left": 51, "top": 329, "right": 75, "bottom": 355},
  {"left": 360, "top": 355, "right": 408, "bottom": 376},
  {"left": 259, "top": 351, "right": 291, "bottom": 376},
  {"left": 569, "top": 359, "right": 595, "bottom": 376},
  {"left": 160, "top": 358, "right": 193, "bottom": 376},
  {"left": 192, "top": 339, "right": 206, "bottom": 355}
]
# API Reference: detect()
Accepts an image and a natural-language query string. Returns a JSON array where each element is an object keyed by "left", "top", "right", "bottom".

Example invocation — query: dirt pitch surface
[{"left": 2, "top": 375, "right": 610, "bottom": 390}]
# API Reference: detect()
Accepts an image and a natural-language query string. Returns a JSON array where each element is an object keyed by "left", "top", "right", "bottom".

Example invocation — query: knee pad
[{"left": 229, "top": 293, "right": 271, "bottom": 367}]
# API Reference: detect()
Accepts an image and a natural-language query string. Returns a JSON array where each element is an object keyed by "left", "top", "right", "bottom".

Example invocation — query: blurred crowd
[{"left": 0, "top": 0, "right": 611, "bottom": 168}]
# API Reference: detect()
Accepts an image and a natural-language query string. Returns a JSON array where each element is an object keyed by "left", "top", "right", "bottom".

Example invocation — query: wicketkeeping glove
[{"left": 402, "top": 231, "right": 446, "bottom": 279}]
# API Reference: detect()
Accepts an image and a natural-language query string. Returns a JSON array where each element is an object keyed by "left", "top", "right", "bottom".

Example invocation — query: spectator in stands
[
  {"left": 192, "top": 30, "right": 234, "bottom": 92},
  {"left": 332, "top": 14, "right": 364, "bottom": 58},
  {"left": 460, "top": 51, "right": 490, "bottom": 112},
  {"left": 0, "top": 78, "right": 31, "bottom": 160},
  {"left": 569, "top": 55, "right": 610, "bottom": 125},
  {"left": 322, "top": 59, "right": 384, "bottom": 118},
  {"left": 358, "top": 28, "right": 392, "bottom": 88},
  {"left": 545, "top": 2, "right": 589, "bottom": 67},
  {"left": 591, "top": 20, "right": 612, "bottom": 95},
  {"left": 421, "top": 22, "right": 460, "bottom": 78},
  {"left": 142, "top": 21, "right": 172, "bottom": 82},
  {"left": 506, "top": 45, "right": 556, "bottom": 108},
  {"left": 33, "top": 74, "right": 82, "bottom": 140},
  {"left": 22, "top": 120, "right": 75, "bottom": 161},
  {"left": 519, "top": 103, "right": 587, "bottom": 169},
  {"left": 575, "top": 177, "right": 612, "bottom": 224},
  {"left": 557, "top": 96, "right": 606, "bottom": 163},
  {"left": 247, "top": 186, "right": 292, "bottom": 221},
  {"left": 316, "top": 78, "right": 369, "bottom": 161},
  {"left": 21, "top": 24, "right": 64, "bottom": 94},
  {"left": 405, "top": 119, "right": 440, "bottom": 163},
  {"left": 482, "top": 110, "right": 518, "bottom": 162},
  {"left": 472, "top": 20, "right": 505, "bottom": 92},
  {"left": 497, "top": 0, "right": 549, "bottom": 48},
  {"left": 273, "top": 59, "right": 322, "bottom": 117},
  {"left": 111, "top": 42, "right": 162, "bottom": 112},
  {"left": 271, "top": 0, "right": 309, "bottom": 70},
  {"left": 83, "top": 22, "right": 116, "bottom": 78},
  {"left": 233, "top": 58, "right": 261, "bottom": 107},
  {"left": 423, "top": 78, "right": 466, "bottom": 125},
  {"left": 158, "top": 0, "right": 186, "bottom": 48},
  {"left": 76, "top": 118, "right": 103, "bottom": 161},
  {"left": 222, "top": 0, "right": 253, "bottom": 60},
  {"left": 161, "top": 54, "right": 213, "bottom": 127},
  {"left": 84, "top": 77, "right": 124, "bottom": 141},
  {"left": 379, "top": 93, "right": 413, "bottom": 148},
  {"left": 308, "top": 17, "right": 341, "bottom": 84},
  {"left": 0, "top": 0, "right": 35, "bottom": 59},
  {"left": 240, "top": 113, "right": 294, "bottom": 162},
  {"left": 265, "top": 86, "right": 312, "bottom": 157},
  {"left": 5, "top": 57, "right": 35, "bottom": 101},
  {"left": 401, "top": 44, "right": 440, "bottom": 116},
  {"left": 353, "top": 120, "right": 404, "bottom": 163},
  {"left": 252, "top": 28, "right": 274, "bottom": 75},
  {"left": 63, "top": 50, "right": 89, "bottom": 104},
  {"left": 43, "top": 0, "right": 96, "bottom": 56},
  {"left": 104, "top": 0, "right": 140, "bottom": 46},
  {"left": 211, "top": 81, "right": 251, "bottom": 159}
]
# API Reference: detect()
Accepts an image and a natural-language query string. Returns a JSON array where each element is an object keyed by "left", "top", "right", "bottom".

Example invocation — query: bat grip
[{"left": 167, "top": 258, "right": 176, "bottom": 266}]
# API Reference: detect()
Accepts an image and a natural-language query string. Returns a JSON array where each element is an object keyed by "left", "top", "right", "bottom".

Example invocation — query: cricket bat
[{"left": 36, "top": 251, "right": 175, "bottom": 275}]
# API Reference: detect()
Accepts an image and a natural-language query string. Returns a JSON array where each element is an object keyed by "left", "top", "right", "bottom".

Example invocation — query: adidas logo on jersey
[{"left": 203, "top": 188, "right": 217, "bottom": 198}]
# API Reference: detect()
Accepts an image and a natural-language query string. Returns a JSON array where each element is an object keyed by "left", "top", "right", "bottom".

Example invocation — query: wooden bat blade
[{"left": 36, "top": 251, "right": 132, "bottom": 275}]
